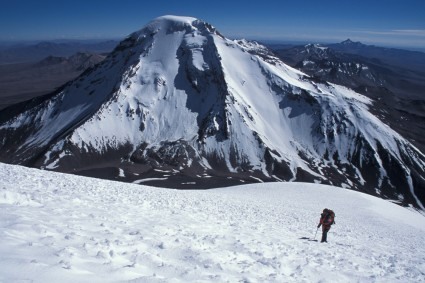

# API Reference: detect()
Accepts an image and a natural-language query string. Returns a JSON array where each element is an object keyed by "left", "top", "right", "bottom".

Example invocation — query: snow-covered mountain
[
  {"left": 1, "top": 162, "right": 425, "bottom": 282},
  {"left": 0, "top": 15, "right": 424, "bottom": 209}
]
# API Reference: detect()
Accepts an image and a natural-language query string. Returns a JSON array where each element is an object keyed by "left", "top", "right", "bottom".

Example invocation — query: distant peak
[{"left": 341, "top": 38, "right": 363, "bottom": 46}]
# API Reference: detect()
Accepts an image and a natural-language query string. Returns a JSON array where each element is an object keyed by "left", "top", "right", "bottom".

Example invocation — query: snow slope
[{"left": 1, "top": 163, "right": 424, "bottom": 282}]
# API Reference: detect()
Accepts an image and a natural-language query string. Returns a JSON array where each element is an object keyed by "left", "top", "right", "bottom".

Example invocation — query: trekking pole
[{"left": 314, "top": 226, "right": 319, "bottom": 240}]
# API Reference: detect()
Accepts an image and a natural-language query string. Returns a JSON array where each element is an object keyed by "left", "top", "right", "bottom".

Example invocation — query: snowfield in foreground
[{"left": 1, "top": 163, "right": 425, "bottom": 282}]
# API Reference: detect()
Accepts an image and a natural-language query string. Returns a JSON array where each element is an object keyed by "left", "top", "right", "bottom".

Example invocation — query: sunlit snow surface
[{"left": 1, "top": 163, "right": 424, "bottom": 282}]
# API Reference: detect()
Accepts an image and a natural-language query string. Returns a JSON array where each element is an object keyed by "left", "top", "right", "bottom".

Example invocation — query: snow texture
[{"left": 1, "top": 163, "right": 425, "bottom": 282}]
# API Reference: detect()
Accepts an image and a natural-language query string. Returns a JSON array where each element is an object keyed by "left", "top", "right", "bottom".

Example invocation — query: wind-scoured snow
[{"left": 1, "top": 163, "right": 425, "bottom": 282}]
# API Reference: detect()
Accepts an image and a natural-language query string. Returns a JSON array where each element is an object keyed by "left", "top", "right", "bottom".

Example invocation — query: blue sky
[{"left": 1, "top": 0, "right": 424, "bottom": 48}]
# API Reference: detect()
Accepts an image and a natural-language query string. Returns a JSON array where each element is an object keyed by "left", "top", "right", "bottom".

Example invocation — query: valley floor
[{"left": 1, "top": 163, "right": 424, "bottom": 282}]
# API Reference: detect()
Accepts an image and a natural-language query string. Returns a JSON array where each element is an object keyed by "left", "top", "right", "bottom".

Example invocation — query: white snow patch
[
  {"left": 154, "top": 169, "right": 171, "bottom": 173},
  {"left": 133, "top": 177, "right": 169, "bottom": 184},
  {"left": 250, "top": 176, "right": 264, "bottom": 183}
]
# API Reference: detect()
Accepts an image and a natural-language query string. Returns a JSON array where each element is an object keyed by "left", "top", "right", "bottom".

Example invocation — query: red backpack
[{"left": 322, "top": 209, "right": 336, "bottom": 225}]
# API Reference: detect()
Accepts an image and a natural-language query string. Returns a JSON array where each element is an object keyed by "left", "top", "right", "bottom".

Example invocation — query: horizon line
[{"left": 0, "top": 38, "right": 424, "bottom": 52}]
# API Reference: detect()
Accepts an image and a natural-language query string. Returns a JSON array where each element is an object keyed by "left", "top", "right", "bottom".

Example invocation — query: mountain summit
[{"left": 0, "top": 16, "right": 424, "bottom": 208}]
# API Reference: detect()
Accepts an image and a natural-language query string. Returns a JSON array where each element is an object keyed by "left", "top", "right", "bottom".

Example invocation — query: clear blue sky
[{"left": 1, "top": 0, "right": 424, "bottom": 48}]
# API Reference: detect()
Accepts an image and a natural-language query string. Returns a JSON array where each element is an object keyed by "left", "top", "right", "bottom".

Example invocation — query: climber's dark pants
[{"left": 321, "top": 225, "right": 331, "bottom": 242}]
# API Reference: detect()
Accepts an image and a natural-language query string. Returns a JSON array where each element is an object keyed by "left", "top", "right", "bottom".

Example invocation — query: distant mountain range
[
  {"left": 0, "top": 16, "right": 424, "bottom": 209},
  {"left": 270, "top": 41, "right": 425, "bottom": 154},
  {"left": 0, "top": 40, "right": 118, "bottom": 64},
  {"left": 329, "top": 39, "right": 425, "bottom": 73}
]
